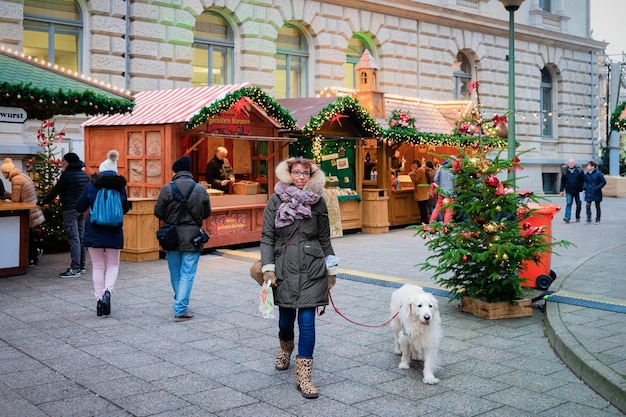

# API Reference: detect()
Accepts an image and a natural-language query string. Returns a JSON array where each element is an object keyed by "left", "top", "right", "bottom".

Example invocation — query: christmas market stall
[
  {"left": 0, "top": 46, "right": 134, "bottom": 276},
  {"left": 278, "top": 95, "right": 383, "bottom": 236},
  {"left": 83, "top": 84, "right": 297, "bottom": 260}
]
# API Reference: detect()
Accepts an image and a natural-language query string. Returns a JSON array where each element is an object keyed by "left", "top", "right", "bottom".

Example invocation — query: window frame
[
  {"left": 274, "top": 24, "right": 309, "bottom": 99},
  {"left": 540, "top": 67, "right": 554, "bottom": 138},
  {"left": 192, "top": 12, "right": 235, "bottom": 87}
]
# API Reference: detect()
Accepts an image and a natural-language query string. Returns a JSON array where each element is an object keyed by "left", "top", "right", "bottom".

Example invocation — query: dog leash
[{"left": 327, "top": 290, "right": 398, "bottom": 328}]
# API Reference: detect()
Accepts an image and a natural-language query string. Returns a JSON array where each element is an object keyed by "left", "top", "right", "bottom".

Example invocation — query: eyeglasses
[{"left": 291, "top": 170, "right": 311, "bottom": 178}]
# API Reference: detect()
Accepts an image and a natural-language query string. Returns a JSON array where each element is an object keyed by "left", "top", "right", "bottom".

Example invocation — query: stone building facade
[{"left": 0, "top": 0, "right": 607, "bottom": 193}]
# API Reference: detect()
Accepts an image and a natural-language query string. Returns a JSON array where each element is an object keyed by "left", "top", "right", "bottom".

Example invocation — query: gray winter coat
[
  {"left": 154, "top": 171, "right": 211, "bottom": 252},
  {"left": 260, "top": 160, "right": 335, "bottom": 309}
]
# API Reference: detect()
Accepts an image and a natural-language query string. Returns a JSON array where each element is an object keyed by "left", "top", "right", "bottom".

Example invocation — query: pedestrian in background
[
  {"left": 582, "top": 160, "right": 606, "bottom": 225},
  {"left": 559, "top": 159, "right": 584, "bottom": 223},
  {"left": 76, "top": 150, "right": 129, "bottom": 316},
  {"left": 1, "top": 157, "right": 45, "bottom": 265},
  {"left": 429, "top": 160, "right": 456, "bottom": 224},
  {"left": 424, "top": 160, "right": 437, "bottom": 218},
  {"left": 408, "top": 159, "right": 430, "bottom": 224},
  {"left": 154, "top": 156, "right": 211, "bottom": 322},
  {"left": 39, "top": 152, "right": 88, "bottom": 277},
  {"left": 260, "top": 156, "right": 338, "bottom": 399}
]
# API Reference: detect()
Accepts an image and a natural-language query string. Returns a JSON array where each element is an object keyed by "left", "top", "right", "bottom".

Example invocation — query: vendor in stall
[{"left": 205, "top": 146, "right": 235, "bottom": 193}]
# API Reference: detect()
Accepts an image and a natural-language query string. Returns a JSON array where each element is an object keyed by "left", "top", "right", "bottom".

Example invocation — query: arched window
[
  {"left": 540, "top": 67, "right": 553, "bottom": 137},
  {"left": 23, "top": 0, "right": 82, "bottom": 73},
  {"left": 192, "top": 12, "right": 234, "bottom": 87},
  {"left": 345, "top": 35, "right": 372, "bottom": 90},
  {"left": 274, "top": 24, "right": 308, "bottom": 99},
  {"left": 453, "top": 52, "right": 472, "bottom": 99}
]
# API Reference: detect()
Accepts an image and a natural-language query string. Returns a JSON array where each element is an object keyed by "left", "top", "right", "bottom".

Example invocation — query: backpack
[{"left": 90, "top": 188, "right": 124, "bottom": 227}]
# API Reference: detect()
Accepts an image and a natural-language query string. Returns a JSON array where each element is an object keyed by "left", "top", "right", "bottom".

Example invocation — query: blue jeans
[
  {"left": 564, "top": 191, "right": 581, "bottom": 221},
  {"left": 166, "top": 251, "right": 200, "bottom": 316},
  {"left": 278, "top": 307, "right": 316, "bottom": 358},
  {"left": 63, "top": 209, "right": 86, "bottom": 270}
]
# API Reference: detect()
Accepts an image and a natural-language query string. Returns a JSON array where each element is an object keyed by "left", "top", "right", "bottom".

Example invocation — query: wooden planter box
[{"left": 461, "top": 296, "right": 532, "bottom": 319}]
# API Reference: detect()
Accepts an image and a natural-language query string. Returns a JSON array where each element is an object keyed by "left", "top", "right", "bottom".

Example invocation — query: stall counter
[{"left": 0, "top": 201, "right": 38, "bottom": 277}]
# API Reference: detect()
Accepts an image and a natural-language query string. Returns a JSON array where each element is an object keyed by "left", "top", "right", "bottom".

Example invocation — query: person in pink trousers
[{"left": 75, "top": 151, "right": 130, "bottom": 316}]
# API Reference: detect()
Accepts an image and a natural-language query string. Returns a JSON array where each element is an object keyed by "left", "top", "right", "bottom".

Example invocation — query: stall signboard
[
  {"left": 209, "top": 213, "right": 250, "bottom": 235},
  {"left": 0, "top": 107, "right": 27, "bottom": 124},
  {"left": 207, "top": 106, "right": 251, "bottom": 135}
]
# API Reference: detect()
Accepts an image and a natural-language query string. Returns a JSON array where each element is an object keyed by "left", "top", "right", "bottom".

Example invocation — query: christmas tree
[
  {"left": 26, "top": 120, "right": 68, "bottom": 251},
  {"left": 414, "top": 83, "right": 570, "bottom": 303}
]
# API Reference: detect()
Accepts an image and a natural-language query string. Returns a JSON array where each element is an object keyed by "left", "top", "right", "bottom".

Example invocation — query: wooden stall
[
  {"left": 278, "top": 96, "right": 383, "bottom": 234},
  {"left": 83, "top": 84, "right": 296, "bottom": 260},
  {"left": 0, "top": 201, "right": 38, "bottom": 277}
]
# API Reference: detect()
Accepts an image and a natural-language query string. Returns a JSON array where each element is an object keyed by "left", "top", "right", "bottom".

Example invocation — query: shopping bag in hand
[{"left": 259, "top": 281, "right": 275, "bottom": 318}]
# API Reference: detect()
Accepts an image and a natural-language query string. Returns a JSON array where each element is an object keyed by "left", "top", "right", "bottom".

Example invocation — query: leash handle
[{"left": 327, "top": 290, "right": 398, "bottom": 328}]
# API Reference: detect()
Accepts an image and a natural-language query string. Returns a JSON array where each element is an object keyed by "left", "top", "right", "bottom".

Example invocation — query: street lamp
[{"left": 499, "top": 0, "right": 525, "bottom": 181}]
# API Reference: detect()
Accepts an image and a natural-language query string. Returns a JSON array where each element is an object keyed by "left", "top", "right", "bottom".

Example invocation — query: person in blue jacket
[
  {"left": 76, "top": 150, "right": 130, "bottom": 316},
  {"left": 582, "top": 160, "right": 606, "bottom": 225}
]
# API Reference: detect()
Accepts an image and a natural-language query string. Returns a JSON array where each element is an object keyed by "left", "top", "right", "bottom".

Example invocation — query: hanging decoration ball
[
  {"left": 502, "top": 253, "right": 509, "bottom": 260},
  {"left": 443, "top": 227, "right": 449, "bottom": 235},
  {"left": 495, "top": 205, "right": 502, "bottom": 212},
  {"left": 4, "top": 93, "right": 9, "bottom": 98},
  {"left": 420, "top": 233, "right": 427, "bottom": 239},
  {"left": 39, "top": 99, "right": 43, "bottom": 103},
  {"left": 534, "top": 254, "right": 542, "bottom": 262},
  {"left": 461, "top": 255, "right": 468, "bottom": 262},
  {"left": 74, "top": 99, "right": 79, "bottom": 104},
  {"left": 51, "top": 101, "right": 56, "bottom": 106},
  {"left": 17, "top": 94, "right": 21, "bottom": 99},
  {"left": 493, "top": 235, "right": 501, "bottom": 242},
  {"left": 483, "top": 222, "right": 499, "bottom": 233},
  {"left": 442, "top": 197, "right": 451, "bottom": 205},
  {"left": 522, "top": 221, "right": 532, "bottom": 229},
  {"left": 30, "top": 96, "right": 35, "bottom": 100}
]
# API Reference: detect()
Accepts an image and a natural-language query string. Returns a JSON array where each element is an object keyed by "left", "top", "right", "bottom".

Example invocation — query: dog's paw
[
  {"left": 393, "top": 347, "right": 402, "bottom": 355},
  {"left": 423, "top": 375, "right": 439, "bottom": 384},
  {"left": 398, "top": 362, "right": 410, "bottom": 370}
]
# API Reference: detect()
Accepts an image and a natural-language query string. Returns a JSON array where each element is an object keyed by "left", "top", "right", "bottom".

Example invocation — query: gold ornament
[
  {"left": 483, "top": 222, "right": 499, "bottom": 233},
  {"left": 495, "top": 205, "right": 502, "bottom": 212},
  {"left": 502, "top": 253, "right": 509, "bottom": 260}
]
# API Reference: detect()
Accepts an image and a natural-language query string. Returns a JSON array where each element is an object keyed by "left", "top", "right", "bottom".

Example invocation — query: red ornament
[
  {"left": 471, "top": 142, "right": 479, "bottom": 149},
  {"left": 485, "top": 175, "right": 500, "bottom": 188},
  {"left": 522, "top": 221, "right": 531, "bottom": 229},
  {"left": 5, "top": 93, "right": 9, "bottom": 98},
  {"left": 51, "top": 101, "right": 56, "bottom": 106},
  {"left": 462, "top": 255, "right": 468, "bottom": 262},
  {"left": 443, "top": 227, "right": 449, "bottom": 235}
]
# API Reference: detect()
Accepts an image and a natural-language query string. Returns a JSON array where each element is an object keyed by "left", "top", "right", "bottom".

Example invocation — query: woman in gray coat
[{"left": 260, "top": 156, "right": 338, "bottom": 399}]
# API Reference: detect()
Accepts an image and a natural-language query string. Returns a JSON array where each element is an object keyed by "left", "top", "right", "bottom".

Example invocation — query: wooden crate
[
  {"left": 233, "top": 182, "right": 259, "bottom": 195},
  {"left": 461, "top": 296, "right": 532, "bottom": 319}
]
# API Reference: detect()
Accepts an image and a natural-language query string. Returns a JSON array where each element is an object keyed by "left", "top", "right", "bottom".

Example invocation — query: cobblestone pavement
[{"left": 0, "top": 196, "right": 624, "bottom": 416}]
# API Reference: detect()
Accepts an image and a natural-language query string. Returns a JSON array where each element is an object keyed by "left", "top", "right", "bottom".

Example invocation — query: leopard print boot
[
  {"left": 275, "top": 339, "right": 294, "bottom": 370},
  {"left": 295, "top": 356, "right": 318, "bottom": 399}
]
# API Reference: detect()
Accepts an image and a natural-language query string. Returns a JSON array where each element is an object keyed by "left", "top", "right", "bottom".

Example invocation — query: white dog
[{"left": 390, "top": 284, "right": 442, "bottom": 384}]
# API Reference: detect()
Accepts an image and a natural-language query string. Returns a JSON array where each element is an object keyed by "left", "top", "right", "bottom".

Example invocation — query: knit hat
[
  {"left": 99, "top": 150, "right": 119, "bottom": 173},
  {"left": 172, "top": 156, "right": 191, "bottom": 173},
  {"left": 1, "top": 157, "right": 15, "bottom": 173},
  {"left": 63, "top": 152, "right": 80, "bottom": 164}
]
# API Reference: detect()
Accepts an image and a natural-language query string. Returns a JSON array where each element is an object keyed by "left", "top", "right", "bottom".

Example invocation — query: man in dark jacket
[
  {"left": 559, "top": 159, "right": 584, "bottom": 223},
  {"left": 205, "top": 146, "right": 234, "bottom": 193},
  {"left": 155, "top": 156, "right": 211, "bottom": 322},
  {"left": 40, "top": 152, "right": 89, "bottom": 277}
]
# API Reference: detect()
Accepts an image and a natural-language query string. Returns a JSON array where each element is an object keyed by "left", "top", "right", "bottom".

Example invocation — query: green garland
[
  {"left": 185, "top": 86, "right": 296, "bottom": 130},
  {"left": 382, "top": 129, "right": 511, "bottom": 148},
  {"left": 0, "top": 82, "right": 134, "bottom": 120},
  {"left": 610, "top": 101, "right": 626, "bottom": 132},
  {"left": 301, "top": 96, "right": 383, "bottom": 137}
]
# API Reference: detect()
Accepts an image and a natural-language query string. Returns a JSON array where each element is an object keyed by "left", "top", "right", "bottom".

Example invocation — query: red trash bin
[{"left": 518, "top": 203, "right": 561, "bottom": 290}]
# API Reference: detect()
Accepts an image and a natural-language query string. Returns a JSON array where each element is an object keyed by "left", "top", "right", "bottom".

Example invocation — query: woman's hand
[{"left": 263, "top": 271, "right": 277, "bottom": 286}]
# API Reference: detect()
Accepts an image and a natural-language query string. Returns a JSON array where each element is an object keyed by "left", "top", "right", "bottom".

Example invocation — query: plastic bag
[{"left": 259, "top": 281, "right": 275, "bottom": 318}]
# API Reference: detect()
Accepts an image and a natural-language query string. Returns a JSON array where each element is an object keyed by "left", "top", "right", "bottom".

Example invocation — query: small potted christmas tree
[{"left": 414, "top": 84, "right": 570, "bottom": 318}]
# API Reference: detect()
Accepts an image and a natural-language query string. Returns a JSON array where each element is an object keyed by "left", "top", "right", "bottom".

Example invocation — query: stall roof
[
  {"left": 276, "top": 97, "right": 338, "bottom": 128},
  {"left": 83, "top": 83, "right": 252, "bottom": 127},
  {"left": 320, "top": 86, "right": 473, "bottom": 135},
  {"left": 0, "top": 46, "right": 134, "bottom": 120}
]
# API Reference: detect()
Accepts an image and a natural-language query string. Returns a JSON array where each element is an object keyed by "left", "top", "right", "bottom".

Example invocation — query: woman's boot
[
  {"left": 275, "top": 339, "right": 294, "bottom": 370},
  {"left": 295, "top": 356, "right": 318, "bottom": 399}
]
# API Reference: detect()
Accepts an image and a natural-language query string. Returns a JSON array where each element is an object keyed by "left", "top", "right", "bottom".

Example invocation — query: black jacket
[
  {"left": 154, "top": 171, "right": 211, "bottom": 252},
  {"left": 41, "top": 160, "right": 89, "bottom": 211},
  {"left": 205, "top": 156, "right": 234, "bottom": 192},
  {"left": 560, "top": 164, "right": 584, "bottom": 193}
]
